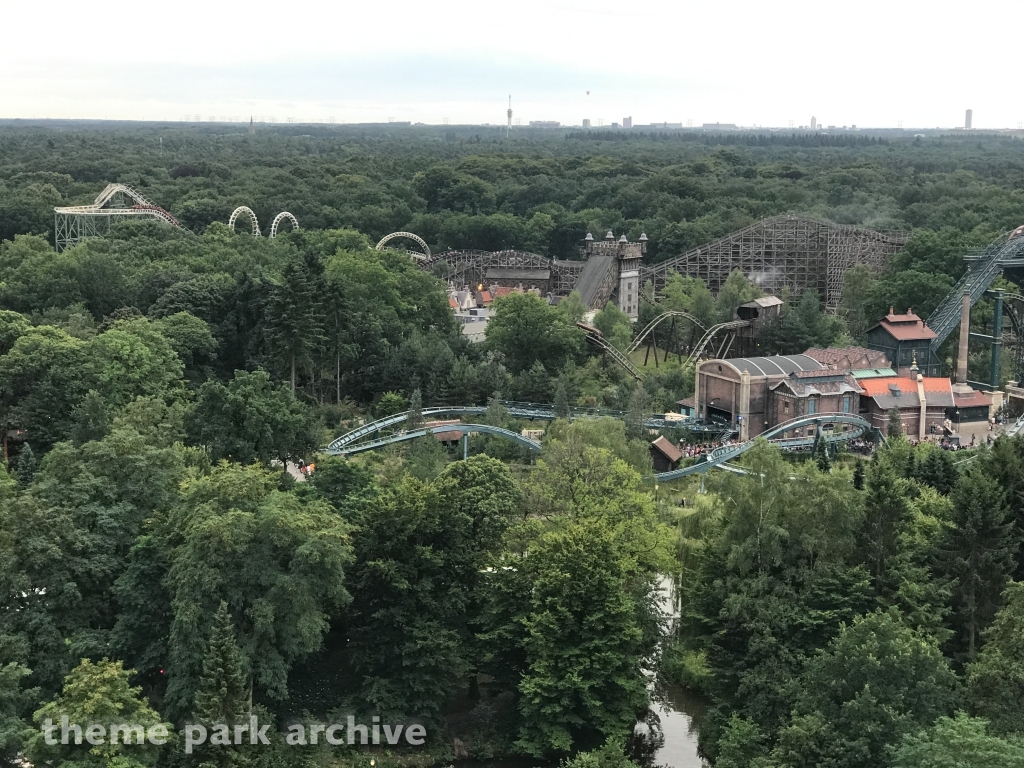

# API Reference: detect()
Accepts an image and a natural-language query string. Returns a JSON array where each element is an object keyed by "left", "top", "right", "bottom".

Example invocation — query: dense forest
[{"left": 2, "top": 124, "right": 1024, "bottom": 768}]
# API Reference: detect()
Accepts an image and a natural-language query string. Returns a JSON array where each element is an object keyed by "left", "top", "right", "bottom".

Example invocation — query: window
[
  {"left": 843, "top": 395, "right": 850, "bottom": 413},
  {"left": 808, "top": 399, "right": 816, "bottom": 415},
  {"left": 784, "top": 401, "right": 790, "bottom": 414}
]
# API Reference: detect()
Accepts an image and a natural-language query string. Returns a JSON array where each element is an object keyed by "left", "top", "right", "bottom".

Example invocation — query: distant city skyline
[{"left": 3, "top": 0, "right": 1022, "bottom": 128}]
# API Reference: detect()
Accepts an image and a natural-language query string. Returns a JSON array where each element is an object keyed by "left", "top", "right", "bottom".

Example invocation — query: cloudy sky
[{"left": 2, "top": 0, "right": 1020, "bottom": 128}]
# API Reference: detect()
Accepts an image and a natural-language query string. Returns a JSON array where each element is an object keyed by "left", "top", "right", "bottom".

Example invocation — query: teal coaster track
[
  {"left": 649, "top": 412, "right": 872, "bottom": 481},
  {"left": 326, "top": 402, "right": 732, "bottom": 454},
  {"left": 330, "top": 423, "right": 542, "bottom": 456},
  {"left": 324, "top": 405, "right": 873, "bottom": 483}
]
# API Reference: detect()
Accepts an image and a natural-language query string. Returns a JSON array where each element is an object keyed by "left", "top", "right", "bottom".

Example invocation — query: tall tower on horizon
[
  {"left": 507, "top": 96, "right": 512, "bottom": 138},
  {"left": 965, "top": 109, "right": 973, "bottom": 130}
]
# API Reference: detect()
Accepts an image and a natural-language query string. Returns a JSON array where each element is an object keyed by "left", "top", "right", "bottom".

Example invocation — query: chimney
[
  {"left": 953, "top": 291, "right": 973, "bottom": 394},
  {"left": 738, "top": 369, "right": 751, "bottom": 441},
  {"left": 916, "top": 371, "right": 927, "bottom": 441}
]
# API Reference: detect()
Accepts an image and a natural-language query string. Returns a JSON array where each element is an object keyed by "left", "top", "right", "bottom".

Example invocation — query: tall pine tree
[
  {"left": 887, "top": 407, "right": 904, "bottom": 439},
  {"left": 14, "top": 443, "right": 36, "bottom": 488},
  {"left": 938, "top": 469, "right": 1018, "bottom": 659},
  {"left": 407, "top": 387, "right": 424, "bottom": 430},
  {"left": 860, "top": 456, "right": 910, "bottom": 595},
  {"left": 554, "top": 379, "right": 570, "bottom": 419},
  {"left": 266, "top": 260, "right": 325, "bottom": 396},
  {"left": 194, "top": 602, "right": 249, "bottom": 724}
]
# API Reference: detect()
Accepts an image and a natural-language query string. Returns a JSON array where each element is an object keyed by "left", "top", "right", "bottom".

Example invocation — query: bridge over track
[{"left": 926, "top": 231, "right": 1024, "bottom": 350}]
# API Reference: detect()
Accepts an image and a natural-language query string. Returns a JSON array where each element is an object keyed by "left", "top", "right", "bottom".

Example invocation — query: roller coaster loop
[
  {"left": 269, "top": 212, "right": 299, "bottom": 238},
  {"left": 228, "top": 206, "right": 261, "bottom": 236},
  {"left": 376, "top": 231, "right": 431, "bottom": 260}
]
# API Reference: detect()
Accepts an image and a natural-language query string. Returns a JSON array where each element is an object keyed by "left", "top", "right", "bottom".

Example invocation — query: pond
[
  {"left": 628, "top": 576, "right": 709, "bottom": 767},
  {"left": 630, "top": 684, "right": 709, "bottom": 768}
]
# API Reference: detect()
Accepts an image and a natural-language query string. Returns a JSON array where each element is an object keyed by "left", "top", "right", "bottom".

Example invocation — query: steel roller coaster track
[
  {"left": 627, "top": 311, "right": 707, "bottom": 354},
  {"left": 55, "top": 183, "right": 182, "bottom": 250},
  {"left": 650, "top": 413, "right": 872, "bottom": 481},
  {"left": 324, "top": 407, "right": 873, "bottom": 482}
]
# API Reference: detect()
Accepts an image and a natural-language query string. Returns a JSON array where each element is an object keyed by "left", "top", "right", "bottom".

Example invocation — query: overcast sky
[{"left": 2, "top": 0, "right": 1021, "bottom": 128}]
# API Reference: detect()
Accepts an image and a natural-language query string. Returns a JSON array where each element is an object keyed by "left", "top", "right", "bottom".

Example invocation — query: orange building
[{"left": 857, "top": 375, "right": 953, "bottom": 439}]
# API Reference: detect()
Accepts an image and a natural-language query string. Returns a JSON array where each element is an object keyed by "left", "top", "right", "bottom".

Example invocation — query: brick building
[
  {"left": 858, "top": 373, "right": 953, "bottom": 439},
  {"left": 695, "top": 347, "right": 897, "bottom": 439},
  {"left": 695, "top": 353, "right": 824, "bottom": 439},
  {"left": 767, "top": 371, "right": 862, "bottom": 437}
]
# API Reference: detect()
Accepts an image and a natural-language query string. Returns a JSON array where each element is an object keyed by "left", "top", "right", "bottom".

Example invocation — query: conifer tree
[
  {"left": 485, "top": 392, "right": 509, "bottom": 427},
  {"left": 554, "top": 379, "right": 570, "bottom": 418},
  {"left": 407, "top": 387, "right": 424, "bottom": 430},
  {"left": 194, "top": 602, "right": 249, "bottom": 725},
  {"left": 266, "top": 260, "right": 325, "bottom": 396},
  {"left": 938, "top": 469, "right": 1017, "bottom": 659},
  {"left": 14, "top": 443, "right": 36, "bottom": 488},
  {"left": 853, "top": 461, "right": 865, "bottom": 490},
  {"left": 887, "top": 407, "right": 904, "bottom": 439},
  {"left": 967, "top": 581, "right": 1024, "bottom": 734},
  {"left": 625, "top": 386, "right": 650, "bottom": 441},
  {"left": 915, "top": 447, "right": 958, "bottom": 495},
  {"left": 861, "top": 457, "right": 910, "bottom": 594},
  {"left": 813, "top": 436, "right": 832, "bottom": 473}
]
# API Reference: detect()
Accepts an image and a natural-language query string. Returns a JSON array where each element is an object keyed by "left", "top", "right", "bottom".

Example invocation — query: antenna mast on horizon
[{"left": 507, "top": 95, "right": 512, "bottom": 138}]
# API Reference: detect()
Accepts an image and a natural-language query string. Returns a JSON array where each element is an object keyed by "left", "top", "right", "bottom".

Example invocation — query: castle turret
[{"left": 617, "top": 235, "right": 644, "bottom": 321}]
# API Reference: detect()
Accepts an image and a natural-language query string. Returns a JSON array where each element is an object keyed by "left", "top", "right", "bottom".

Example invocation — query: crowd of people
[
  {"left": 678, "top": 437, "right": 747, "bottom": 461},
  {"left": 846, "top": 438, "right": 874, "bottom": 455}
]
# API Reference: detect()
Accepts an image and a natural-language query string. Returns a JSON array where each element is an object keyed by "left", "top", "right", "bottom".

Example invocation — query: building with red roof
[
  {"left": 858, "top": 374, "right": 952, "bottom": 438},
  {"left": 866, "top": 309, "right": 941, "bottom": 377}
]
